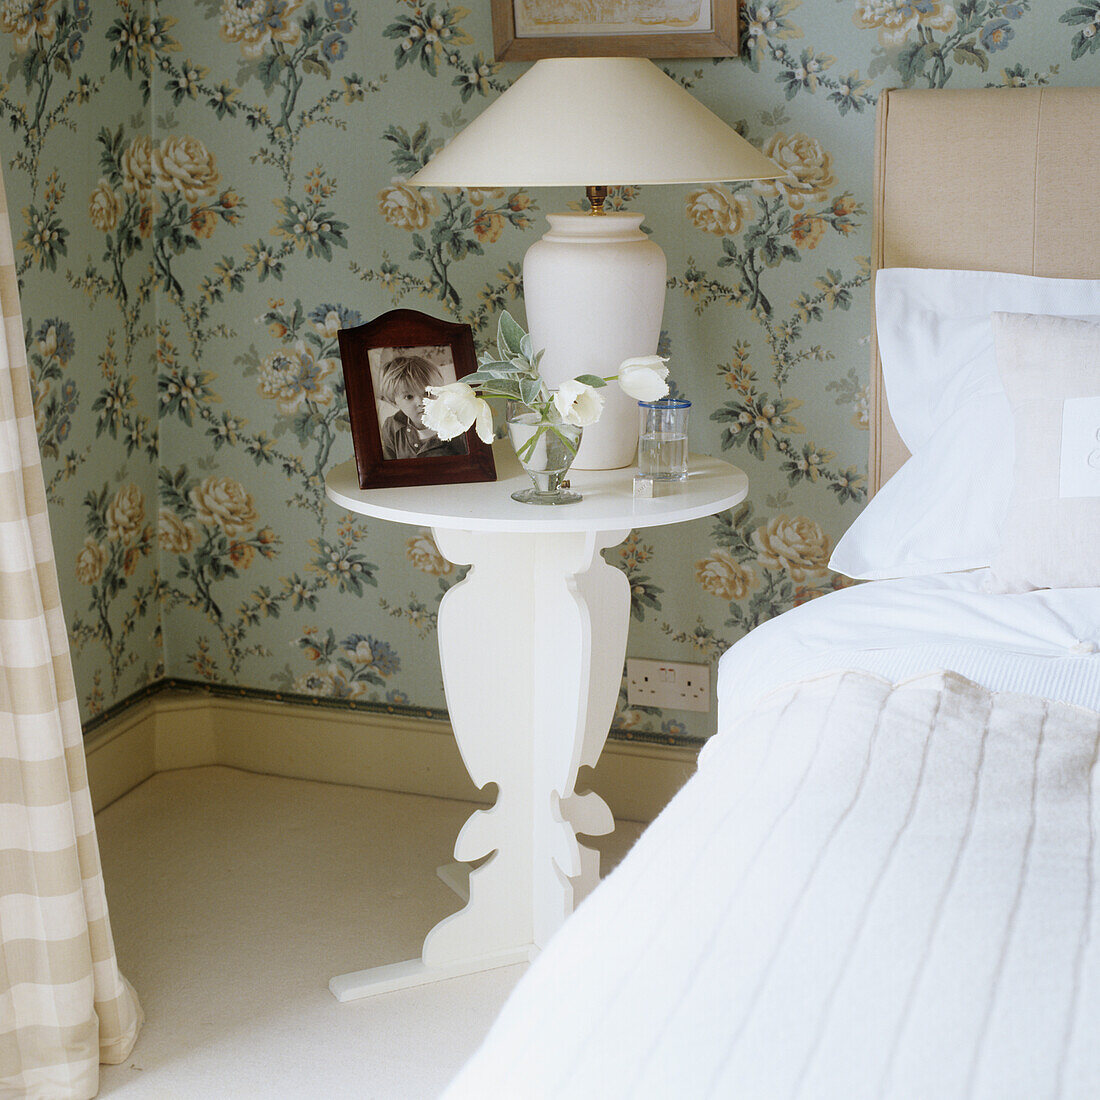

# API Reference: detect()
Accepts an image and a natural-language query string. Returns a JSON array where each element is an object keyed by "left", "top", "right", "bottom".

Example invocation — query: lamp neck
[
  {"left": 540, "top": 212, "right": 647, "bottom": 244},
  {"left": 585, "top": 185, "right": 608, "bottom": 215}
]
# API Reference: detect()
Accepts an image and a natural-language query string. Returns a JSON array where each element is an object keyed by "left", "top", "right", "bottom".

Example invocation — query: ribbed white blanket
[{"left": 446, "top": 670, "right": 1100, "bottom": 1099}]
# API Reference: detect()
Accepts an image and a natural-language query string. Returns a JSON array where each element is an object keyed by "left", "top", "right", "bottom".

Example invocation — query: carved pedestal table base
[
  {"left": 324, "top": 447, "right": 747, "bottom": 1001},
  {"left": 329, "top": 526, "right": 630, "bottom": 1002}
]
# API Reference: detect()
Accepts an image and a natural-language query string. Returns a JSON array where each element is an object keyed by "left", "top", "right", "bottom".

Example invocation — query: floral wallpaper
[{"left": 1, "top": 0, "right": 1095, "bottom": 744}]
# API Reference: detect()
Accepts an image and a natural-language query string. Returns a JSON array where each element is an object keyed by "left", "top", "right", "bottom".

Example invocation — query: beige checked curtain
[{"left": 0, "top": 171, "right": 142, "bottom": 1092}]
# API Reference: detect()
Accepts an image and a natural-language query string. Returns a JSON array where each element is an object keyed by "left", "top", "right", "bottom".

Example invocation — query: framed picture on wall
[
  {"left": 490, "top": 0, "right": 739, "bottom": 60},
  {"left": 337, "top": 310, "right": 497, "bottom": 491}
]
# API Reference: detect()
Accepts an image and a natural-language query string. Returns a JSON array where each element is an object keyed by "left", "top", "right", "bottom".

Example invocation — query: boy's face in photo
[{"left": 395, "top": 386, "right": 427, "bottom": 429}]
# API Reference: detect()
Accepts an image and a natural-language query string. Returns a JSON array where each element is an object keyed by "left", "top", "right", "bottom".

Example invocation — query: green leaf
[
  {"left": 867, "top": 52, "right": 890, "bottom": 78},
  {"left": 741, "top": 225, "right": 767, "bottom": 250},
  {"left": 410, "top": 121, "right": 431, "bottom": 154},
  {"left": 895, "top": 41, "right": 929, "bottom": 83},
  {"left": 573, "top": 374, "right": 607, "bottom": 388},
  {"left": 301, "top": 55, "right": 330, "bottom": 79},
  {"left": 483, "top": 378, "right": 523, "bottom": 401},
  {"left": 952, "top": 42, "right": 988, "bottom": 71},
  {"left": 519, "top": 377, "right": 542, "bottom": 406},
  {"left": 457, "top": 370, "right": 498, "bottom": 385},
  {"left": 257, "top": 53, "right": 281, "bottom": 92},
  {"left": 1070, "top": 36, "right": 1095, "bottom": 59},
  {"left": 497, "top": 311, "right": 526, "bottom": 360},
  {"left": 1060, "top": 6, "right": 1097, "bottom": 23},
  {"left": 475, "top": 358, "right": 523, "bottom": 374}
]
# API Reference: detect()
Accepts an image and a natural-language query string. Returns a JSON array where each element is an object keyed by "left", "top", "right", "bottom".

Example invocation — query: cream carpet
[{"left": 94, "top": 766, "right": 644, "bottom": 1099}]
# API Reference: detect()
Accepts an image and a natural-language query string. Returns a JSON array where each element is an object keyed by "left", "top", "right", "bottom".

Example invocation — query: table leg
[{"left": 329, "top": 525, "right": 631, "bottom": 1001}]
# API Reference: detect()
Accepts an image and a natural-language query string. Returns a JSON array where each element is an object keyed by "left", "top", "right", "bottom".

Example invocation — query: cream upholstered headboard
[{"left": 870, "top": 86, "right": 1100, "bottom": 494}]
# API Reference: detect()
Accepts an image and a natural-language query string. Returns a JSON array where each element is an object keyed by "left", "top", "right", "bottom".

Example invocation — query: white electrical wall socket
[{"left": 626, "top": 658, "right": 711, "bottom": 712}]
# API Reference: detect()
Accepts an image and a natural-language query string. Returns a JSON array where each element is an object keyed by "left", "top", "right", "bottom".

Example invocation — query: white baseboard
[{"left": 84, "top": 691, "right": 698, "bottom": 824}]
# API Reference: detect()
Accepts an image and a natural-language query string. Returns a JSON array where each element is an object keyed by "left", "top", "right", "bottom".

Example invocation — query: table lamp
[{"left": 408, "top": 57, "right": 779, "bottom": 470}]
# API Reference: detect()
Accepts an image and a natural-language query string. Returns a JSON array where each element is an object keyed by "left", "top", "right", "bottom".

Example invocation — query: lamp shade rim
[
  {"left": 407, "top": 171, "right": 781, "bottom": 189},
  {"left": 404, "top": 57, "right": 783, "bottom": 190}
]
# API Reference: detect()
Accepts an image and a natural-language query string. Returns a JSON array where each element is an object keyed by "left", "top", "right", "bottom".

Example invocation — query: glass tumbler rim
[{"left": 637, "top": 397, "right": 691, "bottom": 410}]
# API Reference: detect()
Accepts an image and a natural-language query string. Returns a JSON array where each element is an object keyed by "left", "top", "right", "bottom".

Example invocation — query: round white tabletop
[{"left": 325, "top": 441, "right": 748, "bottom": 533}]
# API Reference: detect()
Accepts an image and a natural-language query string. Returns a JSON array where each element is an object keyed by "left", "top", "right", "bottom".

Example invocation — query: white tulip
[
  {"left": 472, "top": 398, "right": 495, "bottom": 443},
  {"left": 422, "top": 382, "right": 494, "bottom": 443},
  {"left": 617, "top": 355, "right": 670, "bottom": 401},
  {"left": 553, "top": 379, "right": 604, "bottom": 427}
]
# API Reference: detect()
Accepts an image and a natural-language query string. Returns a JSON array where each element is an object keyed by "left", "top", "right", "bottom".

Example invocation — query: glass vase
[{"left": 506, "top": 402, "right": 583, "bottom": 505}]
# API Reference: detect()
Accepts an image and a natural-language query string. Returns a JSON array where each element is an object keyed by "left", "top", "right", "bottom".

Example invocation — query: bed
[{"left": 442, "top": 88, "right": 1100, "bottom": 1099}]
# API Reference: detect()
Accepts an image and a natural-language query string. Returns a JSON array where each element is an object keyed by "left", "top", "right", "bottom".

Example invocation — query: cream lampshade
[{"left": 409, "top": 57, "right": 779, "bottom": 470}]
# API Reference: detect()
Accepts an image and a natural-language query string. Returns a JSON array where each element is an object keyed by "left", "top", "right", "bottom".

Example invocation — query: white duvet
[
  {"left": 445, "top": 576, "right": 1100, "bottom": 1099},
  {"left": 716, "top": 569, "right": 1100, "bottom": 718}
]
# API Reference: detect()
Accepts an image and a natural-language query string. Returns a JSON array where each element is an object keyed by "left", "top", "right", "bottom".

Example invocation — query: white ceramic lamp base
[{"left": 524, "top": 212, "right": 666, "bottom": 470}]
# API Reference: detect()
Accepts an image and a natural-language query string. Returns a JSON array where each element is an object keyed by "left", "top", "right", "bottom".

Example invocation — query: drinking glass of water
[{"left": 637, "top": 398, "right": 690, "bottom": 482}]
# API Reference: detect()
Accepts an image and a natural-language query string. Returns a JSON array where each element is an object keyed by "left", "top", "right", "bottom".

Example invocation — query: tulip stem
[
  {"left": 546, "top": 422, "right": 580, "bottom": 455},
  {"left": 514, "top": 425, "right": 544, "bottom": 462},
  {"left": 513, "top": 420, "right": 579, "bottom": 463}
]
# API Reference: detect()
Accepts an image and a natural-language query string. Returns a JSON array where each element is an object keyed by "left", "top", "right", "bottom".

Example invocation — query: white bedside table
[{"left": 325, "top": 441, "right": 747, "bottom": 1000}]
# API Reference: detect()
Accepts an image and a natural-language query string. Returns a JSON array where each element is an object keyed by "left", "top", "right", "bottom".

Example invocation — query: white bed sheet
[
  {"left": 447, "top": 666, "right": 1100, "bottom": 1099},
  {"left": 445, "top": 574, "right": 1100, "bottom": 1100},
  {"left": 715, "top": 569, "right": 1100, "bottom": 725}
]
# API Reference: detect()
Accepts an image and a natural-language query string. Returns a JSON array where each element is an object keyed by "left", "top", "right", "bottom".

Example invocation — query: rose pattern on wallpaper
[
  {"left": 0, "top": 0, "right": 99, "bottom": 186},
  {"left": 28, "top": 316, "right": 88, "bottom": 500},
  {"left": 675, "top": 144, "right": 868, "bottom": 508},
  {"left": 69, "top": 481, "right": 157, "bottom": 690},
  {"left": 356, "top": 116, "right": 535, "bottom": 333},
  {"left": 276, "top": 625, "right": 404, "bottom": 703},
  {"left": 0, "top": 0, "right": 1095, "bottom": 741},
  {"left": 378, "top": 529, "right": 469, "bottom": 638},
  {"left": 108, "top": 0, "right": 386, "bottom": 186}
]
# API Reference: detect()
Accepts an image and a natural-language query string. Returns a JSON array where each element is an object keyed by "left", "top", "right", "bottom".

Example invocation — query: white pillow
[
  {"left": 830, "top": 269, "right": 1100, "bottom": 581},
  {"left": 990, "top": 312, "right": 1100, "bottom": 592}
]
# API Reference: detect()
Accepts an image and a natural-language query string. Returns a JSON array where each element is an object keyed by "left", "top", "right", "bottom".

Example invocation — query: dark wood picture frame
[
  {"left": 490, "top": 0, "right": 739, "bottom": 60},
  {"left": 337, "top": 309, "right": 496, "bottom": 491}
]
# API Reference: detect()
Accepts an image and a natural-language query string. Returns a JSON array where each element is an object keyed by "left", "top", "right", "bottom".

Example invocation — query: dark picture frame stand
[{"left": 337, "top": 309, "right": 497, "bottom": 490}]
